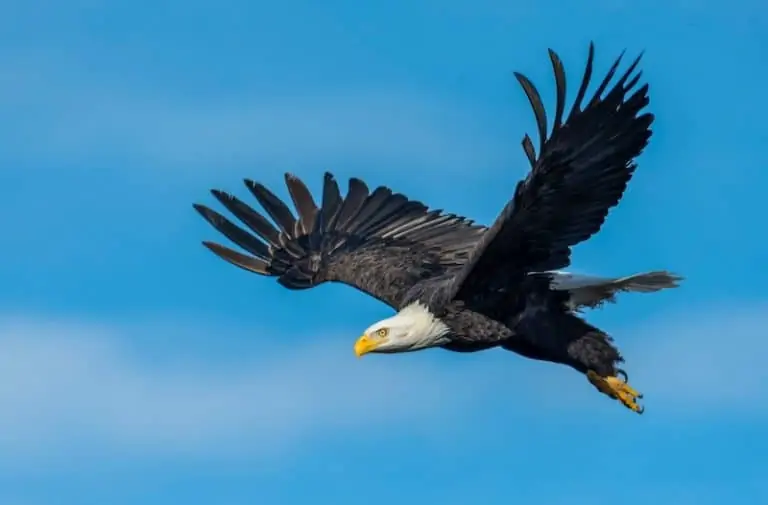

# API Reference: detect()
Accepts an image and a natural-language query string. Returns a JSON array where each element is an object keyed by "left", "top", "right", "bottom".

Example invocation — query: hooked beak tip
[{"left": 354, "top": 335, "right": 375, "bottom": 358}]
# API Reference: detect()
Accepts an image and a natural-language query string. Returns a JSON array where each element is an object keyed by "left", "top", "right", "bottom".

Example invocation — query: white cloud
[
  {"left": 0, "top": 304, "right": 764, "bottom": 467},
  {"left": 0, "top": 315, "right": 480, "bottom": 464},
  {"left": 0, "top": 53, "right": 507, "bottom": 173}
]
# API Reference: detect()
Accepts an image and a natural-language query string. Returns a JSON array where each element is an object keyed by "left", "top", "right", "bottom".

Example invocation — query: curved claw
[{"left": 588, "top": 370, "right": 644, "bottom": 414}]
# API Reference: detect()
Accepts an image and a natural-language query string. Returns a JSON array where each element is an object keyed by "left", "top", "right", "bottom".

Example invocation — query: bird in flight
[{"left": 194, "top": 43, "right": 682, "bottom": 414}]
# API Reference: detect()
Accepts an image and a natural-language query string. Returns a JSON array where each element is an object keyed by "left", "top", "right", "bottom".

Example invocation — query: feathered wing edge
[
  {"left": 514, "top": 43, "right": 647, "bottom": 176},
  {"left": 449, "top": 42, "right": 654, "bottom": 303},
  {"left": 513, "top": 42, "right": 651, "bottom": 271},
  {"left": 193, "top": 172, "right": 486, "bottom": 292}
]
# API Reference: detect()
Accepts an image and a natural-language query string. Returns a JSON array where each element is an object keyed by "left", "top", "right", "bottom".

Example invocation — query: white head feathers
[{"left": 355, "top": 302, "right": 451, "bottom": 356}]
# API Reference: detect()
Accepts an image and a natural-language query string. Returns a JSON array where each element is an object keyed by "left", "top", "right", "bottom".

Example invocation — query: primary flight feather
[{"left": 194, "top": 43, "right": 682, "bottom": 414}]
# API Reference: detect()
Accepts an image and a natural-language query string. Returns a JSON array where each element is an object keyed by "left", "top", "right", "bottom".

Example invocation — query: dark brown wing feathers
[
  {"left": 451, "top": 42, "right": 653, "bottom": 303},
  {"left": 284, "top": 175, "right": 319, "bottom": 235},
  {"left": 194, "top": 172, "right": 486, "bottom": 307}
]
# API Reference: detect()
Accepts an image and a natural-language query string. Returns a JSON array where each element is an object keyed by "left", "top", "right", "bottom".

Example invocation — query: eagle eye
[{"left": 376, "top": 328, "right": 389, "bottom": 338}]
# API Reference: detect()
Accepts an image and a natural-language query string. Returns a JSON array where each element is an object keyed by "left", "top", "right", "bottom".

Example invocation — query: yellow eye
[{"left": 376, "top": 328, "right": 389, "bottom": 338}]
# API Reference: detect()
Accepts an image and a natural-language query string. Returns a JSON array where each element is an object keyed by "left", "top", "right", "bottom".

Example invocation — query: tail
[{"left": 544, "top": 270, "right": 683, "bottom": 311}]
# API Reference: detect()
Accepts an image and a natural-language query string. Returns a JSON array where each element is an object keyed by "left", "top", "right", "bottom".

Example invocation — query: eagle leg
[{"left": 587, "top": 369, "right": 645, "bottom": 414}]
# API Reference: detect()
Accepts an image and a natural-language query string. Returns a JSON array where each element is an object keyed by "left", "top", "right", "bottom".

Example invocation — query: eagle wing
[
  {"left": 447, "top": 43, "right": 654, "bottom": 307},
  {"left": 194, "top": 172, "right": 486, "bottom": 308}
]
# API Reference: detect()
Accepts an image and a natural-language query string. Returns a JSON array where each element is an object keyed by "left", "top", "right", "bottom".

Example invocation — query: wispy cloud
[
  {"left": 0, "top": 53, "right": 507, "bottom": 173},
  {"left": 0, "top": 315, "right": 483, "bottom": 465},
  {"left": 1, "top": 305, "right": 765, "bottom": 466}
]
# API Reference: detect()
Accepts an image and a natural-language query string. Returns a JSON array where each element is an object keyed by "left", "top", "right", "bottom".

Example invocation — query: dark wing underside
[
  {"left": 448, "top": 42, "right": 654, "bottom": 309},
  {"left": 194, "top": 172, "right": 485, "bottom": 308}
]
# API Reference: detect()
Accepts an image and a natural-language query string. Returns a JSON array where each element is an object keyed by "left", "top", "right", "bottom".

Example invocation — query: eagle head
[{"left": 353, "top": 302, "right": 451, "bottom": 356}]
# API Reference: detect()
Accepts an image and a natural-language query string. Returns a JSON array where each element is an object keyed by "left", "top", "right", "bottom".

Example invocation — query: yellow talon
[{"left": 587, "top": 370, "right": 645, "bottom": 414}]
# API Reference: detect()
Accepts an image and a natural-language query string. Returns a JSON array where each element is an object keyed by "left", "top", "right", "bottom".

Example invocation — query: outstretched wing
[
  {"left": 194, "top": 172, "right": 485, "bottom": 308},
  {"left": 448, "top": 42, "right": 653, "bottom": 307}
]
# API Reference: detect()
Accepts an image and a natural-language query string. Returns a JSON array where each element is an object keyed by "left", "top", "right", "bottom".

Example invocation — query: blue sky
[{"left": 1, "top": 0, "right": 766, "bottom": 504}]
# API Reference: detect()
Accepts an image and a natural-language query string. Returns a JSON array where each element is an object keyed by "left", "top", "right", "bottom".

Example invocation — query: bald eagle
[{"left": 193, "top": 43, "right": 682, "bottom": 414}]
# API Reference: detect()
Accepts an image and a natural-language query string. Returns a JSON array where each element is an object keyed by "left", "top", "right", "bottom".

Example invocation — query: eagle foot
[{"left": 587, "top": 370, "right": 644, "bottom": 414}]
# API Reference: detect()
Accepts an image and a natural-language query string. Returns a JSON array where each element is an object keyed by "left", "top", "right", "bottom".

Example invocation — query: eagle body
[
  {"left": 385, "top": 273, "right": 621, "bottom": 380},
  {"left": 193, "top": 43, "right": 683, "bottom": 414}
]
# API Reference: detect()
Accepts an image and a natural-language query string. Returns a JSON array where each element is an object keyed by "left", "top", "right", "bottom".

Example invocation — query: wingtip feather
[{"left": 201, "top": 240, "right": 272, "bottom": 276}]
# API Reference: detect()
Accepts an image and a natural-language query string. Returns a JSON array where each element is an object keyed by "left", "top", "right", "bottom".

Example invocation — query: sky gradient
[{"left": 1, "top": 0, "right": 767, "bottom": 504}]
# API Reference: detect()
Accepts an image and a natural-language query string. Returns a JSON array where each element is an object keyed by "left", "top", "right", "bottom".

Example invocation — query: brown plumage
[{"left": 194, "top": 43, "right": 682, "bottom": 414}]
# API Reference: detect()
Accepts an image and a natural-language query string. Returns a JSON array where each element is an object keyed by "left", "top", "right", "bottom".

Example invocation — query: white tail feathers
[
  {"left": 545, "top": 270, "right": 683, "bottom": 310},
  {"left": 609, "top": 270, "right": 683, "bottom": 293}
]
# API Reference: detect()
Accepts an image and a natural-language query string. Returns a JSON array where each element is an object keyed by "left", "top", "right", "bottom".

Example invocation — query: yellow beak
[{"left": 354, "top": 335, "right": 381, "bottom": 358}]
